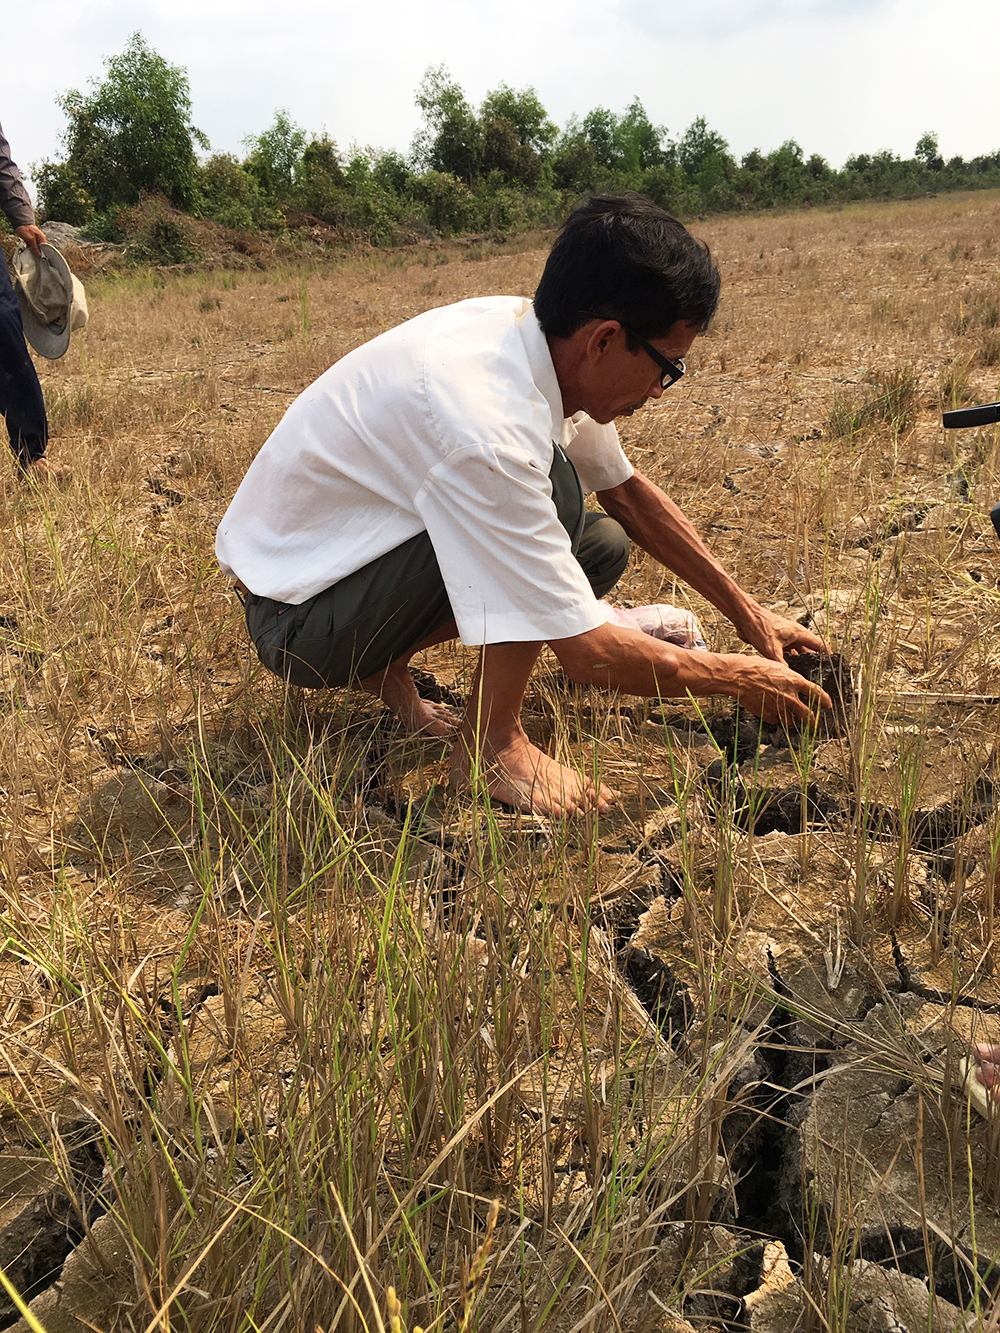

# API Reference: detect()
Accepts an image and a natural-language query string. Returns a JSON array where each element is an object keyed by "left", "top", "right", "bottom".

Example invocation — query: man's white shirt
[{"left": 215, "top": 296, "right": 634, "bottom": 646}]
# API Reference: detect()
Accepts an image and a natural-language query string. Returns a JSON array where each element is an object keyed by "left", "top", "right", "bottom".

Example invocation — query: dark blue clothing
[
  {"left": 0, "top": 116, "right": 47, "bottom": 466},
  {"left": 0, "top": 246, "right": 46, "bottom": 464}
]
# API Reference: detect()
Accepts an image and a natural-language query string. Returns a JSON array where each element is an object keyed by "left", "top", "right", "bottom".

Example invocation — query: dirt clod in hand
[{"left": 787, "top": 650, "right": 854, "bottom": 731}]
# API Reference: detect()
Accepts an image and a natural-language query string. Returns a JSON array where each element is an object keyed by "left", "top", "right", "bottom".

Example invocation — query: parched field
[{"left": 2, "top": 191, "right": 1000, "bottom": 1332}]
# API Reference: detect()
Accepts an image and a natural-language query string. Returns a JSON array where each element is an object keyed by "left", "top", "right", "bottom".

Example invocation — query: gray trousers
[{"left": 245, "top": 444, "right": 630, "bottom": 689}]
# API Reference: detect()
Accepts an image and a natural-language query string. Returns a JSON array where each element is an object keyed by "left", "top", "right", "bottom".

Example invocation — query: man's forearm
[
  {"left": 553, "top": 619, "right": 743, "bottom": 700},
  {"left": 596, "top": 470, "right": 760, "bottom": 632},
  {"left": 550, "top": 621, "right": 829, "bottom": 724}
]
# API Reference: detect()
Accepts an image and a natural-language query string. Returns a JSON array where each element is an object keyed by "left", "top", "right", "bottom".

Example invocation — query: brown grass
[{"left": 1, "top": 191, "right": 1000, "bottom": 1330}]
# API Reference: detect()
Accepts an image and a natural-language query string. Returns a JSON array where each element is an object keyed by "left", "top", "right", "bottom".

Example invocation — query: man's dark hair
[{"left": 534, "top": 193, "right": 720, "bottom": 345}]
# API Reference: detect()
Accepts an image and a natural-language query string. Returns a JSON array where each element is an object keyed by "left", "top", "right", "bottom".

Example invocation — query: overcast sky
[{"left": 4, "top": 0, "right": 999, "bottom": 197}]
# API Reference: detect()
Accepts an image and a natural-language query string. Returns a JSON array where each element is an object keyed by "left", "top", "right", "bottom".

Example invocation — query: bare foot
[
  {"left": 451, "top": 726, "right": 616, "bottom": 817},
  {"left": 360, "top": 661, "right": 460, "bottom": 737},
  {"left": 22, "top": 456, "right": 72, "bottom": 488}
]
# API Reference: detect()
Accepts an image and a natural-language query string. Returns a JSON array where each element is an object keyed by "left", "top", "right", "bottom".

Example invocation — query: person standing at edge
[
  {"left": 217, "top": 194, "right": 831, "bottom": 817},
  {"left": 0, "top": 118, "right": 59, "bottom": 480}
]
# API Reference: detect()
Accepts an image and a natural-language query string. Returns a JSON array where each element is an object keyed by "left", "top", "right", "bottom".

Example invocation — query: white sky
[{"left": 4, "top": 0, "right": 999, "bottom": 198}]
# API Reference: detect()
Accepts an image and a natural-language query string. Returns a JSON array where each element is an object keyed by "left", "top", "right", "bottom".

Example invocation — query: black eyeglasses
[{"left": 580, "top": 311, "right": 686, "bottom": 390}]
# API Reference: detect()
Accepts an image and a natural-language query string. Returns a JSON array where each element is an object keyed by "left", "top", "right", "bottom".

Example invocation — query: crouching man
[{"left": 216, "top": 193, "right": 830, "bottom": 816}]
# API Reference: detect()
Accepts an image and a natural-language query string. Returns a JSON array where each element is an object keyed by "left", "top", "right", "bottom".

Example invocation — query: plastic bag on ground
[{"left": 600, "top": 601, "right": 707, "bottom": 650}]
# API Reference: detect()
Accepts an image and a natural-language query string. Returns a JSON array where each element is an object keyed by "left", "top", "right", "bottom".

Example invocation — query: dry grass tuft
[{"left": 826, "top": 365, "right": 919, "bottom": 439}]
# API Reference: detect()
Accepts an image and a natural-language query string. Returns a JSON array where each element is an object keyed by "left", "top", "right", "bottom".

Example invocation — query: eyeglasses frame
[{"left": 580, "top": 310, "right": 686, "bottom": 390}]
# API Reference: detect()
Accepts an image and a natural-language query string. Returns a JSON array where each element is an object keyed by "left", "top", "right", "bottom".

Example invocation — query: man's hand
[
  {"left": 734, "top": 603, "right": 828, "bottom": 664},
  {"left": 732, "top": 655, "right": 832, "bottom": 726},
  {"left": 14, "top": 224, "right": 46, "bottom": 255}
]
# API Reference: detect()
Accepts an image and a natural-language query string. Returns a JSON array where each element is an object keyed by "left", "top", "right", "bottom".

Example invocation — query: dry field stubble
[{"left": 1, "top": 195, "right": 1000, "bottom": 1330}]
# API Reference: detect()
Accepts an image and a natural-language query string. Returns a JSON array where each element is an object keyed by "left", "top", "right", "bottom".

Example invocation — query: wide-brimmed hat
[{"left": 13, "top": 243, "right": 88, "bottom": 359}]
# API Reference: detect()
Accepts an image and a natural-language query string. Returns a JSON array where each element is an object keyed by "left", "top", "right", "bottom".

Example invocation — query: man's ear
[{"left": 585, "top": 319, "right": 619, "bottom": 365}]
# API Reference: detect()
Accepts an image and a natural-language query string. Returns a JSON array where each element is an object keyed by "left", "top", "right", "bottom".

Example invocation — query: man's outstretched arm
[
  {"left": 596, "top": 469, "right": 826, "bottom": 663},
  {"left": 551, "top": 620, "right": 831, "bottom": 726}
]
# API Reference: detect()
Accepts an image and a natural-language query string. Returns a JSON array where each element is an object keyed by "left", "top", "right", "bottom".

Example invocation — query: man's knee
[{"left": 576, "top": 514, "right": 630, "bottom": 599}]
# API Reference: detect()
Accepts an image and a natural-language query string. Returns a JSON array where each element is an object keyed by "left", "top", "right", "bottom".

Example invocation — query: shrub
[
  {"left": 479, "top": 181, "right": 529, "bottom": 237},
  {"left": 34, "top": 159, "right": 95, "bottom": 226},
  {"left": 414, "top": 170, "right": 480, "bottom": 237},
  {"left": 369, "top": 150, "right": 415, "bottom": 197},
  {"left": 81, "top": 208, "right": 128, "bottom": 243},
  {"left": 197, "top": 153, "right": 278, "bottom": 231},
  {"left": 638, "top": 163, "right": 687, "bottom": 212},
  {"left": 336, "top": 184, "right": 404, "bottom": 246},
  {"left": 120, "top": 195, "right": 199, "bottom": 264}
]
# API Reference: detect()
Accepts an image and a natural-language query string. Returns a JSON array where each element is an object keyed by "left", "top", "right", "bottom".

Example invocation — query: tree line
[{"left": 27, "top": 33, "right": 1000, "bottom": 254}]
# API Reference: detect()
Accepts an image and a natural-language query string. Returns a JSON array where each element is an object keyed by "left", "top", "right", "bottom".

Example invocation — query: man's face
[{"left": 580, "top": 318, "right": 701, "bottom": 425}]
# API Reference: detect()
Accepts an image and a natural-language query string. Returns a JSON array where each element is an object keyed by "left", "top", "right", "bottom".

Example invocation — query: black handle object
[
  {"left": 942, "top": 402, "right": 1000, "bottom": 428},
  {"left": 943, "top": 403, "right": 1000, "bottom": 542}
]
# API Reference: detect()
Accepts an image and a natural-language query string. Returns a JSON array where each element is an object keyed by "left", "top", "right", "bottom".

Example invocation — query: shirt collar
[{"left": 515, "top": 301, "right": 579, "bottom": 447}]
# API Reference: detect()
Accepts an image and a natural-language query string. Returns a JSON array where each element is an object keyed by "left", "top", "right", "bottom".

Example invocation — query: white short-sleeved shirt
[{"left": 215, "top": 296, "right": 634, "bottom": 646}]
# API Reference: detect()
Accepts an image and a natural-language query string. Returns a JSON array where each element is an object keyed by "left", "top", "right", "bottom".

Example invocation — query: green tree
[
  {"left": 678, "top": 116, "right": 733, "bottom": 188},
  {"left": 336, "top": 149, "right": 406, "bottom": 244},
  {"left": 53, "top": 32, "right": 205, "bottom": 213},
  {"left": 480, "top": 118, "right": 537, "bottom": 187},
  {"left": 915, "top": 130, "right": 942, "bottom": 170},
  {"left": 550, "top": 118, "right": 601, "bottom": 192},
  {"left": 412, "top": 65, "right": 482, "bottom": 184},
  {"left": 294, "top": 134, "right": 346, "bottom": 218},
  {"left": 299, "top": 135, "right": 344, "bottom": 188},
  {"left": 558, "top": 98, "right": 668, "bottom": 187},
  {"left": 807, "top": 153, "right": 830, "bottom": 180},
  {"left": 243, "top": 110, "right": 308, "bottom": 204},
  {"left": 613, "top": 98, "right": 669, "bottom": 174},
  {"left": 370, "top": 149, "right": 413, "bottom": 196},
  {"left": 579, "top": 107, "right": 619, "bottom": 172},
  {"left": 478, "top": 83, "right": 555, "bottom": 188},
  {"left": 480, "top": 84, "right": 556, "bottom": 157},
  {"left": 761, "top": 139, "right": 810, "bottom": 204}
]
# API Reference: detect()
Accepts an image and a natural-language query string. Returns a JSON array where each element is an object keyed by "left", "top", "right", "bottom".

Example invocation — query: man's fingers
[
  {"left": 785, "top": 684, "right": 832, "bottom": 727},
  {"left": 14, "top": 224, "right": 46, "bottom": 256},
  {"left": 763, "top": 679, "right": 833, "bottom": 727},
  {"left": 787, "top": 626, "right": 830, "bottom": 656},
  {"left": 776, "top": 694, "right": 814, "bottom": 726},
  {"left": 800, "top": 681, "right": 833, "bottom": 713}
]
